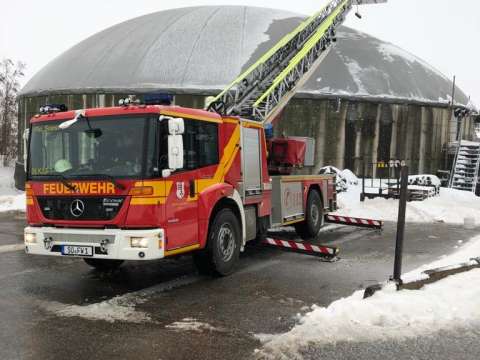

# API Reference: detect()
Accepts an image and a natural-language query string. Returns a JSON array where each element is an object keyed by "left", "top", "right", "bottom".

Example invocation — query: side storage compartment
[
  {"left": 271, "top": 176, "right": 305, "bottom": 227},
  {"left": 241, "top": 127, "right": 262, "bottom": 196}
]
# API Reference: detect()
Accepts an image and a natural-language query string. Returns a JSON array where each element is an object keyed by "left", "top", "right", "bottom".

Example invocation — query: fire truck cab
[{"left": 24, "top": 102, "right": 336, "bottom": 275}]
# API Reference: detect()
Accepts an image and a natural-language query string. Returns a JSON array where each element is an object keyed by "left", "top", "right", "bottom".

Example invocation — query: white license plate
[{"left": 61, "top": 245, "right": 93, "bottom": 257}]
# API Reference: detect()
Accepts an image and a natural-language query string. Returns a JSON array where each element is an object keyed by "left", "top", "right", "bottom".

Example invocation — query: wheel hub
[{"left": 218, "top": 224, "right": 235, "bottom": 262}]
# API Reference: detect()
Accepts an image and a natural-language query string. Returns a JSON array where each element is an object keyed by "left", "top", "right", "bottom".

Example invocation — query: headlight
[
  {"left": 130, "top": 237, "right": 149, "bottom": 248},
  {"left": 24, "top": 232, "right": 37, "bottom": 244}
]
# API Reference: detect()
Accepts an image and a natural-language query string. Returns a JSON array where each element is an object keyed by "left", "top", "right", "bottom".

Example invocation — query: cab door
[
  {"left": 164, "top": 119, "right": 219, "bottom": 250},
  {"left": 165, "top": 170, "right": 198, "bottom": 249}
]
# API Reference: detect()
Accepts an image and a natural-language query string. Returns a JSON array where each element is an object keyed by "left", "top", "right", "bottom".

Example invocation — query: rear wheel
[
  {"left": 294, "top": 190, "right": 323, "bottom": 240},
  {"left": 83, "top": 258, "right": 124, "bottom": 271},
  {"left": 193, "top": 208, "right": 241, "bottom": 276}
]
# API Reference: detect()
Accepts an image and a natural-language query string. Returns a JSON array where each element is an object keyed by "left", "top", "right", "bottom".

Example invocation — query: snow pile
[
  {"left": 166, "top": 318, "right": 225, "bottom": 332},
  {"left": 256, "top": 236, "right": 480, "bottom": 359},
  {"left": 340, "top": 169, "right": 359, "bottom": 185},
  {"left": 0, "top": 167, "right": 25, "bottom": 212},
  {"left": 335, "top": 184, "right": 480, "bottom": 225},
  {"left": 40, "top": 295, "right": 150, "bottom": 323}
]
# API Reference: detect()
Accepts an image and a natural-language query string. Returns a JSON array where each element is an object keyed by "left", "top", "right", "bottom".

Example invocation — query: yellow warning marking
[{"left": 164, "top": 244, "right": 200, "bottom": 257}]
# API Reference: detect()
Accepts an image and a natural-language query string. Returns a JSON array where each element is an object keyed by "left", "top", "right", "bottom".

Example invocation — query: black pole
[
  {"left": 393, "top": 166, "right": 408, "bottom": 283},
  {"left": 361, "top": 159, "right": 366, "bottom": 202}
]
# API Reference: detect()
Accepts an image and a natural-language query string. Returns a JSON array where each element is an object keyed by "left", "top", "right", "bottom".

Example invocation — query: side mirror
[
  {"left": 23, "top": 128, "right": 30, "bottom": 173},
  {"left": 168, "top": 118, "right": 184, "bottom": 135},
  {"left": 160, "top": 115, "right": 185, "bottom": 172},
  {"left": 159, "top": 115, "right": 185, "bottom": 135},
  {"left": 168, "top": 134, "right": 184, "bottom": 170}
]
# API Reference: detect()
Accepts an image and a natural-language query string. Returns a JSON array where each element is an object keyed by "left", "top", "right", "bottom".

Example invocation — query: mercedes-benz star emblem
[{"left": 70, "top": 199, "right": 85, "bottom": 217}]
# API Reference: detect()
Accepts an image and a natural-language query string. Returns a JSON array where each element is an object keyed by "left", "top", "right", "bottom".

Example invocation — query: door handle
[{"left": 189, "top": 180, "right": 195, "bottom": 197}]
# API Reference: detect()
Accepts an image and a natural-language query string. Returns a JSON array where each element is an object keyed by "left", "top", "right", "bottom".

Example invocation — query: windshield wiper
[{"left": 74, "top": 173, "right": 126, "bottom": 190}]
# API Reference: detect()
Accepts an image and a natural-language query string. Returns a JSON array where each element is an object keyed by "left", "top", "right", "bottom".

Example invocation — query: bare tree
[{"left": 0, "top": 59, "right": 25, "bottom": 166}]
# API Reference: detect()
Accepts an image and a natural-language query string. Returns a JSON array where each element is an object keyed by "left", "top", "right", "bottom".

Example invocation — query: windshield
[{"left": 28, "top": 115, "right": 156, "bottom": 179}]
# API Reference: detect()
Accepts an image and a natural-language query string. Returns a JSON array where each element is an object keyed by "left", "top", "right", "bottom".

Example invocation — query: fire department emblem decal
[{"left": 176, "top": 182, "right": 185, "bottom": 199}]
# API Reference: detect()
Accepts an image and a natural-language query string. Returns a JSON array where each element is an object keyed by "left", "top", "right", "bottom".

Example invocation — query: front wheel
[
  {"left": 83, "top": 258, "right": 124, "bottom": 271},
  {"left": 193, "top": 208, "right": 241, "bottom": 276},
  {"left": 294, "top": 190, "right": 324, "bottom": 240}
]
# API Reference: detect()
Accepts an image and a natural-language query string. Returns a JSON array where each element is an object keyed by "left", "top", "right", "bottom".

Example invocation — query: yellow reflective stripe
[
  {"left": 279, "top": 175, "right": 333, "bottom": 182},
  {"left": 133, "top": 181, "right": 173, "bottom": 196},
  {"left": 164, "top": 244, "right": 200, "bottom": 257},
  {"left": 222, "top": 118, "right": 240, "bottom": 124},
  {"left": 241, "top": 120, "right": 264, "bottom": 129},
  {"left": 282, "top": 218, "right": 305, "bottom": 226},
  {"left": 130, "top": 197, "right": 167, "bottom": 205},
  {"left": 194, "top": 125, "right": 241, "bottom": 196},
  {"left": 160, "top": 111, "right": 221, "bottom": 123},
  {"left": 130, "top": 181, "right": 173, "bottom": 205}
]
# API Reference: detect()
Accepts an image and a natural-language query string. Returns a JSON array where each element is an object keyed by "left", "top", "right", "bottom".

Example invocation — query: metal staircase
[
  {"left": 449, "top": 141, "right": 480, "bottom": 193},
  {"left": 207, "top": 0, "right": 386, "bottom": 124}
]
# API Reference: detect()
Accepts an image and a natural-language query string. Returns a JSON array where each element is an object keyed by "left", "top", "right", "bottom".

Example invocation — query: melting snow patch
[
  {"left": 40, "top": 296, "right": 150, "bottom": 323},
  {"left": 38, "top": 275, "right": 201, "bottom": 323},
  {"left": 256, "top": 235, "right": 480, "bottom": 359},
  {"left": 377, "top": 42, "right": 449, "bottom": 82},
  {"left": 166, "top": 318, "right": 224, "bottom": 332},
  {"left": 344, "top": 59, "right": 368, "bottom": 94}
]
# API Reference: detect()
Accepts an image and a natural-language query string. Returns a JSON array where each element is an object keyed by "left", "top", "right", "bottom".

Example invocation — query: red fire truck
[{"left": 23, "top": 0, "right": 384, "bottom": 275}]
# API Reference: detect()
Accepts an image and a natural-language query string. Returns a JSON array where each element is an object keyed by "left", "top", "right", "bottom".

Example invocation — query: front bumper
[{"left": 24, "top": 226, "right": 165, "bottom": 261}]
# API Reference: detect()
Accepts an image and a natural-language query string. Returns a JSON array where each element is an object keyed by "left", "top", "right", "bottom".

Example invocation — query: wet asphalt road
[{"left": 0, "top": 212, "right": 479, "bottom": 360}]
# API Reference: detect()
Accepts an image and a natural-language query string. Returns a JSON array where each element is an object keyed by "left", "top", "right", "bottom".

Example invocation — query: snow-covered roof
[{"left": 20, "top": 5, "right": 471, "bottom": 108}]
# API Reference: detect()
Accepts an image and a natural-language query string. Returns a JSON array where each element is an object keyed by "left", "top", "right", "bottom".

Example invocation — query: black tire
[
  {"left": 193, "top": 208, "right": 241, "bottom": 276},
  {"left": 83, "top": 258, "right": 124, "bottom": 271},
  {"left": 294, "top": 190, "right": 324, "bottom": 240}
]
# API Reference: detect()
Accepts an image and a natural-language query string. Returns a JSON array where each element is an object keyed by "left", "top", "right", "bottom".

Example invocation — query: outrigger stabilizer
[
  {"left": 325, "top": 215, "right": 384, "bottom": 230},
  {"left": 262, "top": 237, "right": 339, "bottom": 261}
]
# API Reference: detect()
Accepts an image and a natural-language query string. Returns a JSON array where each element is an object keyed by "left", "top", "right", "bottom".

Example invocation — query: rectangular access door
[{"left": 241, "top": 127, "right": 262, "bottom": 196}]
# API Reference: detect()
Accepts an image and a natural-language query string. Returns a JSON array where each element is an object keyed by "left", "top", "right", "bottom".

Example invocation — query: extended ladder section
[
  {"left": 449, "top": 141, "right": 480, "bottom": 193},
  {"left": 207, "top": 0, "right": 386, "bottom": 124}
]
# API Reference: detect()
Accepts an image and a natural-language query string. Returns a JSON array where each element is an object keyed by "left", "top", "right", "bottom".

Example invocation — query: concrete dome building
[{"left": 18, "top": 5, "right": 478, "bottom": 176}]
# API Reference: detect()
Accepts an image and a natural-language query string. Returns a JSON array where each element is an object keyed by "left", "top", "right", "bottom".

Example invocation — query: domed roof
[{"left": 21, "top": 5, "right": 469, "bottom": 107}]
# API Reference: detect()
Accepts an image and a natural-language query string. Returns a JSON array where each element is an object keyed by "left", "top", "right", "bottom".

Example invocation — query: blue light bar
[
  {"left": 39, "top": 104, "right": 68, "bottom": 114},
  {"left": 144, "top": 93, "right": 174, "bottom": 106}
]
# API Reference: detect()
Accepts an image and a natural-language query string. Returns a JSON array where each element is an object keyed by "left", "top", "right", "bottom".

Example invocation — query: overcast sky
[{"left": 1, "top": 0, "right": 479, "bottom": 105}]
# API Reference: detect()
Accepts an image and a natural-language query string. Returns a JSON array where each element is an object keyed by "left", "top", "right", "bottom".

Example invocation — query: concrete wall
[{"left": 17, "top": 94, "right": 477, "bottom": 177}]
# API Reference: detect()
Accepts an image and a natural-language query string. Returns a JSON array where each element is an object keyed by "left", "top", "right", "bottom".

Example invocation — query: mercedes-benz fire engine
[{"left": 23, "top": 0, "right": 385, "bottom": 275}]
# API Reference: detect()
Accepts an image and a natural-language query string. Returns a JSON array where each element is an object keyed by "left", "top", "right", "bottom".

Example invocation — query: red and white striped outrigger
[
  {"left": 325, "top": 215, "right": 383, "bottom": 230},
  {"left": 262, "top": 237, "right": 338, "bottom": 259}
]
